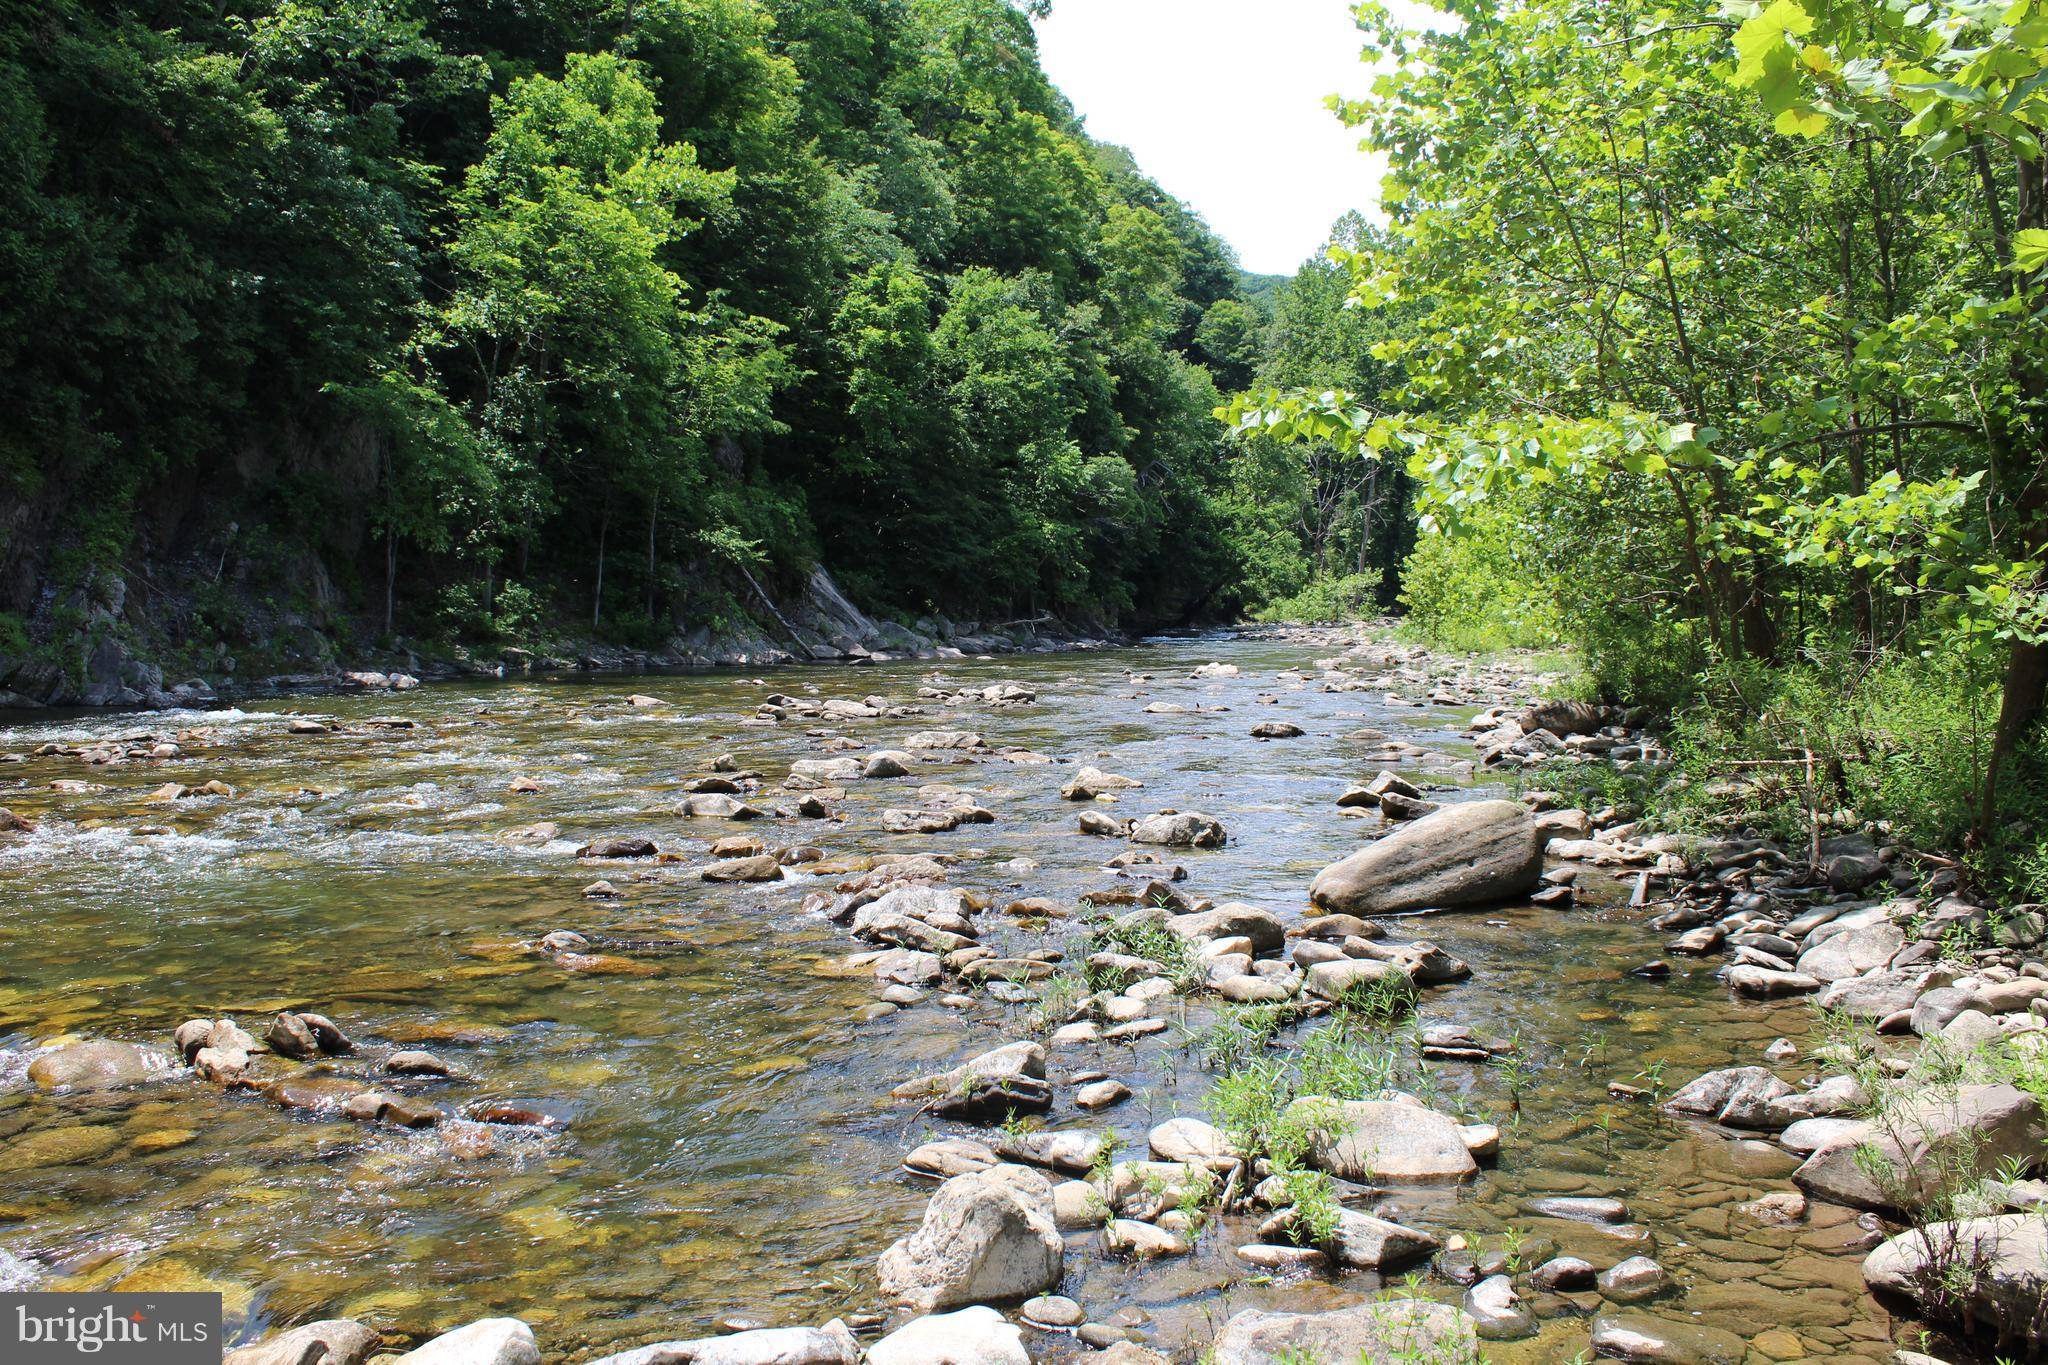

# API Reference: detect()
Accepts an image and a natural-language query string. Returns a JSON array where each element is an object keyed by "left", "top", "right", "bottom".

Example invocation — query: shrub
[{"left": 1399, "top": 502, "right": 1561, "bottom": 652}]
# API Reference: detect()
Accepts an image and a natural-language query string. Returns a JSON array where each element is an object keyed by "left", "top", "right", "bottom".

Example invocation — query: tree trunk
[
  {"left": 646, "top": 492, "right": 659, "bottom": 626},
  {"left": 1978, "top": 151, "right": 2048, "bottom": 838},
  {"left": 384, "top": 534, "right": 396, "bottom": 639},
  {"left": 593, "top": 506, "right": 609, "bottom": 631}
]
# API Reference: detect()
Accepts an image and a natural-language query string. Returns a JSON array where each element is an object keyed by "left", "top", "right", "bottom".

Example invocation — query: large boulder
[
  {"left": 1793, "top": 1084, "right": 2043, "bottom": 1214},
  {"left": 393, "top": 1320, "right": 540, "bottom": 1365},
  {"left": 1795, "top": 915, "right": 1906, "bottom": 981},
  {"left": 1286, "top": 1097, "right": 1479, "bottom": 1182},
  {"left": 865, "top": 1307, "right": 1027, "bottom": 1365},
  {"left": 1130, "top": 811, "right": 1226, "bottom": 848},
  {"left": 876, "top": 1166, "right": 1063, "bottom": 1311},
  {"left": 582, "top": 1322, "right": 860, "bottom": 1365},
  {"left": 1310, "top": 800, "right": 1542, "bottom": 914},
  {"left": 1863, "top": 1214, "right": 2048, "bottom": 1343},
  {"left": 1210, "top": 1300, "right": 1480, "bottom": 1364}
]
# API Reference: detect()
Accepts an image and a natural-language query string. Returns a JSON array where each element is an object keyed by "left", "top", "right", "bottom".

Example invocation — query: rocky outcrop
[{"left": 1310, "top": 799, "right": 1542, "bottom": 914}]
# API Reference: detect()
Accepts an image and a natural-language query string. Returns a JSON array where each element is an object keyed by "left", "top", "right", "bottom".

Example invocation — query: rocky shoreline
[
  {"left": 0, "top": 566, "right": 1126, "bottom": 711},
  {"left": 4, "top": 626, "right": 2042, "bottom": 1363}
]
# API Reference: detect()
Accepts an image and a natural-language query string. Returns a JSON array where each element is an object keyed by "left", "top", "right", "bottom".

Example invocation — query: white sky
[{"left": 1034, "top": 0, "right": 1423, "bottom": 276}]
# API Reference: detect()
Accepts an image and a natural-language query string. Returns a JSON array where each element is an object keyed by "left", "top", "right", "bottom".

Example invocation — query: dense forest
[{"left": 0, "top": 0, "right": 1302, "bottom": 676}]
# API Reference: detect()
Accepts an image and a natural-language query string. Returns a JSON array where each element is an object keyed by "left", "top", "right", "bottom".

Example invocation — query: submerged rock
[
  {"left": 27, "top": 1041, "right": 161, "bottom": 1091},
  {"left": 1588, "top": 1313, "right": 1747, "bottom": 1363},
  {"left": 1310, "top": 799, "right": 1542, "bottom": 914},
  {"left": 1209, "top": 1300, "right": 1479, "bottom": 1364}
]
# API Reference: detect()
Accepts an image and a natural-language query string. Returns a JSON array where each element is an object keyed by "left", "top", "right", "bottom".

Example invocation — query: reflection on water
[{"left": 0, "top": 639, "right": 1911, "bottom": 1360}]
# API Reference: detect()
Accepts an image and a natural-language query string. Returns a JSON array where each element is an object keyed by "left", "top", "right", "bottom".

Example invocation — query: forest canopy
[{"left": 0, "top": 0, "right": 1265, "bottom": 647}]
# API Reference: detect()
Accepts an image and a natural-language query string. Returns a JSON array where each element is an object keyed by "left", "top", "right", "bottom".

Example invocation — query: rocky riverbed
[{"left": 0, "top": 627, "right": 2039, "bottom": 1363}]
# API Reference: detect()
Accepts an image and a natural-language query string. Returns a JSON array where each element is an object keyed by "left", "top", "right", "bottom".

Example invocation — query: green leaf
[{"left": 2016, "top": 228, "right": 2048, "bottom": 272}]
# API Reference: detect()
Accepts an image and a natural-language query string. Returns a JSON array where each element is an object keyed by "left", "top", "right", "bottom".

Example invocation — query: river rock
[
  {"left": 679, "top": 795, "right": 764, "bottom": 820},
  {"left": 1525, "top": 1195, "right": 1628, "bottom": 1223},
  {"left": 1303, "top": 957, "right": 1410, "bottom": 1002},
  {"left": 1129, "top": 810, "right": 1226, "bottom": 848},
  {"left": 1588, "top": 1313, "right": 1746, "bottom": 1363},
  {"left": 876, "top": 1165, "right": 1062, "bottom": 1311},
  {"left": 1209, "top": 1300, "right": 1479, "bottom": 1364},
  {"left": 892, "top": 1042, "right": 1044, "bottom": 1102},
  {"left": 865, "top": 1307, "right": 1026, "bottom": 1365},
  {"left": 1598, "top": 1256, "right": 1668, "bottom": 1302},
  {"left": 1076, "top": 1079, "right": 1130, "bottom": 1110},
  {"left": 702, "top": 854, "right": 782, "bottom": 882},
  {"left": 1062, "top": 767, "right": 1143, "bottom": 800},
  {"left": 27, "top": 1041, "right": 160, "bottom": 1091},
  {"left": 1663, "top": 1066, "right": 1795, "bottom": 1128},
  {"left": 394, "top": 1319, "right": 541, "bottom": 1365},
  {"left": 852, "top": 909, "right": 972, "bottom": 956},
  {"left": 1863, "top": 1212, "right": 2047, "bottom": 1336},
  {"left": 1149, "top": 1117, "right": 1235, "bottom": 1167},
  {"left": 1020, "top": 1295, "right": 1084, "bottom": 1329},
  {"left": 1464, "top": 1274, "right": 1535, "bottom": 1339},
  {"left": 582, "top": 1321, "right": 860, "bottom": 1365},
  {"left": 1797, "top": 918, "right": 1906, "bottom": 981},
  {"left": 1531, "top": 1255, "right": 1599, "bottom": 1291},
  {"left": 1104, "top": 1218, "right": 1186, "bottom": 1258},
  {"left": 1166, "top": 905, "right": 1284, "bottom": 955},
  {"left": 1793, "top": 1083, "right": 2044, "bottom": 1213},
  {"left": 225, "top": 1321, "right": 380, "bottom": 1365},
  {"left": 1726, "top": 966, "right": 1820, "bottom": 998},
  {"left": 1818, "top": 966, "right": 1951, "bottom": 1019},
  {"left": 1309, "top": 799, "right": 1542, "bottom": 914},
  {"left": 577, "top": 837, "right": 658, "bottom": 858},
  {"left": 1287, "top": 1096, "right": 1479, "bottom": 1182},
  {"left": 863, "top": 751, "right": 916, "bottom": 779},
  {"left": 1325, "top": 1209, "right": 1439, "bottom": 1269}
]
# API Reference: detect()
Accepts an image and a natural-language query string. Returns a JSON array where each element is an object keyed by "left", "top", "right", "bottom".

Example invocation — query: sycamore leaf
[
  {"left": 1775, "top": 104, "right": 1831, "bottom": 136},
  {"left": 2015, "top": 228, "right": 2048, "bottom": 272},
  {"left": 1733, "top": 0, "right": 1815, "bottom": 88}
]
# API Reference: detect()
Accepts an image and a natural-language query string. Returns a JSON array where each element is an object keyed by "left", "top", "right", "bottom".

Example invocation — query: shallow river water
[{"left": 0, "top": 634, "right": 1923, "bottom": 1361}]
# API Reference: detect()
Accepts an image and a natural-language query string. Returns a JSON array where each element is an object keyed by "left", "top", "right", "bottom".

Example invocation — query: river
[{"left": 0, "top": 632, "right": 1911, "bottom": 1361}]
